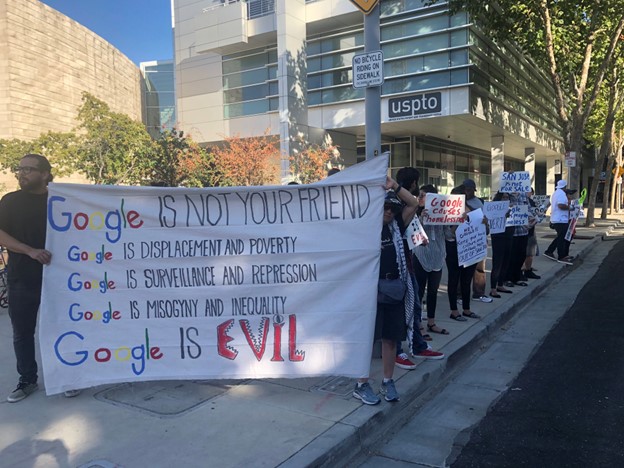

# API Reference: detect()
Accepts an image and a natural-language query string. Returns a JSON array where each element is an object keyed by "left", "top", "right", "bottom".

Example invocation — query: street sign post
[
  {"left": 352, "top": 51, "right": 384, "bottom": 88},
  {"left": 565, "top": 151, "right": 577, "bottom": 168},
  {"left": 349, "top": 0, "right": 379, "bottom": 14}
]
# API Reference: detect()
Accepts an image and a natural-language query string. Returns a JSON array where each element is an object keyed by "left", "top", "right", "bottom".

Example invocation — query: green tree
[
  {"left": 74, "top": 92, "right": 156, "bottom": 185},
  {"left": 434, "top": 0, "right": 624, "bottom": 190},
  {"left": 0, "top": 131, "right": 78, "bottom": 178},
  {"left": 150, "top": 129, "right": 224, "bottom": 187},
  {"left": 290, "top": 134, "right": 342, "bottom": 184}
]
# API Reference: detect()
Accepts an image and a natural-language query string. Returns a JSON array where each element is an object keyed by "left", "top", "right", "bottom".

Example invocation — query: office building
[
  {"left": 0, "top": 0, "right": 143, "bottom": 193},
  {"left": 173, "top": 0, "right": 565, "bottom": 193},
  {"left": 141, "top": 60, "right": 177, "bottom": 138}
]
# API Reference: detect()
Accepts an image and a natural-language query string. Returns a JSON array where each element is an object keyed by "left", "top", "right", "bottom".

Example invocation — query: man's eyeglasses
[{"left": 15, "top": 166, "right": 41, "bottom": 174}]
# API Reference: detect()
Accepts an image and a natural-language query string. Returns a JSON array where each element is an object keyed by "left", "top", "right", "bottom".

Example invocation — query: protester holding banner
[
  {"left": 488, "top": 192, "right": 514, "bottom": 298},
  {"left": 413, "top": 184, "right": 448, "bottom": 335},
  {"left": 0, "top": 155, "right": 79, "bottom": 402},
  {"left": 355, "top": 178, "right": 420, "bottom": 405},
  {"left": 394, "top": 167, "right": 427, "bottom": 369},
  {"left": 444, "top": 186, "right": 480, "bottom": 321},
  {"left": 544, "top": 180, "right": 574, "bottom": 265}
]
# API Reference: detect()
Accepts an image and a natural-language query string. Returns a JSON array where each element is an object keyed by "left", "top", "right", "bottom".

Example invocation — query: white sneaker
[
  {"left": 64, "top": 389, "right": 81, "bottom": 398},
  {"left": 475, "top": 295, "right": 493, "bottom": 303}
]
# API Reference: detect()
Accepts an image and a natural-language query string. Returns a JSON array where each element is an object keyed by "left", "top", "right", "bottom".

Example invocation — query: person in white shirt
[{"left": 544, "top": 180, "right": 574, "bottom": 264}]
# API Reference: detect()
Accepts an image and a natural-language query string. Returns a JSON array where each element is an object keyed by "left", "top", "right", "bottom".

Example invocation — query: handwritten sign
[
  {"left": 483, "top": 201, "right": 509, "bottom": 234},
  {"left": 423, "top": 194, "right": 465, "bottom": 224},
  {"left": 405, "top": 214, "right": 428, "bottom": 250},
  {"left": 565, "top": 199, "right": 581, "bottom": 241},
  {"left": 505, "top": 205, "right": 530, "bottom": 227},
  {"left": 500, "top": 171, "right": 531, "bottom": 193},
  {"left": 532, "top": 195, "right": 551, "bottom": 223},
  {"left": 456, "top": 222, "right": 487, "bottom": 267},
  {"left": 38, "top": 157, "right": 388, "bottom": 395}
]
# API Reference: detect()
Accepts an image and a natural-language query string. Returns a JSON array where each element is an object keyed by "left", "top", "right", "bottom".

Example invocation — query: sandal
[
  {"left": 427, "top": 324, "right": 449, "bottom": 335},
  {"left": 514, "top": 281, "right": 528, "bottom": 287},
  {"left": 490, "top": 292, "right": 501, "bottom": 298},
  {"left": 422, "top": 333, "right": 433, "bottom": 341},
  {"left": 450, "top": 313, "right": 467, "bottom": 321},
  {"left": 462, "top": 312, "right": 481, "bottom": 319},
  {"left": 496, "top": 288, "right": 513, "bottom": 294}
]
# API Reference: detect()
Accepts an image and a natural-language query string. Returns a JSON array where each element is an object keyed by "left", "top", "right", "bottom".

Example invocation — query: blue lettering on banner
[{"left": 388, "top": 92, "right": 443, "bottom": 121}]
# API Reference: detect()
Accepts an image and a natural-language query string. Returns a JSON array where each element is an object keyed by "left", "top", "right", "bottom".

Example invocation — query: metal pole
[{"left": 364, "top": 5, "right": 381, "bottom": 161}]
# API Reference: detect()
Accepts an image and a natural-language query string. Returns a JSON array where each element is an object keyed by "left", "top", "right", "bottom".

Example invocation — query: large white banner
[{"left": 39, "top": 157, "right": 388, "bottom": 395}]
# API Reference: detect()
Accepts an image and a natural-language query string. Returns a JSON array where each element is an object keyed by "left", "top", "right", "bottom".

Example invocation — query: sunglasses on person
[{"left": 15, "top": 166, "right": 41, "bottom": 174}]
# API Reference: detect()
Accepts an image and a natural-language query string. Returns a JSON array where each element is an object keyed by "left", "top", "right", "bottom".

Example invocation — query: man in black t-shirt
[{"left": 0, "top": 154, "right": 55, "bottom": 402}]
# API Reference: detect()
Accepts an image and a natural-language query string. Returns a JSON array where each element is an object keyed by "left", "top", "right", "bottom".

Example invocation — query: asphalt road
[{"left": 452, "top": 240, "right": 624, "bottom": 467}]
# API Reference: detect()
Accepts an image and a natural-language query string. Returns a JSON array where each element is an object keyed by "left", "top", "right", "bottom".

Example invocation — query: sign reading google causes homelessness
[
  {"left": 423, "top": 193, "right": 465, "bottom": 224},
  {"left": 39, "top": 157, "right": 387, "bottom": 395}
]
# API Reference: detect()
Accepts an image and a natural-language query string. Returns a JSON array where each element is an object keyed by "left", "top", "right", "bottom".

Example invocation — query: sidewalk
[{"left": 1, "top": 215, "right": 623, "bottom": 468}]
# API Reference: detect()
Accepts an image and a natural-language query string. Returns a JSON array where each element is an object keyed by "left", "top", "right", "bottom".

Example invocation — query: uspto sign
[
  {"left": 352, "top": 51, "right": 384, "bottom": 88},
  {"left": 388, "top": 92, "right": 443, "bottom": 121}
]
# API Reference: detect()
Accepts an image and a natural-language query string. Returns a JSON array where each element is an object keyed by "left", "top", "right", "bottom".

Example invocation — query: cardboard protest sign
[
  {"left": 405, "top": 214, "right": 428, "bottom": 250},
  {"left": 565, "top": 199, "right": 582, "bottom": 241},
  {"left": 500, "top": 171, "right": 531, "bottom": 193},
  {"left": 423, "top": 193, "right": 465, "bottom": 224},
  {"left": 531, "top": 195, "right": 551, "bottom": 223},
  {"left": 456, "top": 221, "right": 487, "bottom": 267},
  {"left": 505, "top": 204, "right": 530, "bottom": 227},
  {"left": 39, "top": 157, "right": 388, "bottom": 395},
  {"left": 483, "top": 201, "right": 509, "bottom": 234}
]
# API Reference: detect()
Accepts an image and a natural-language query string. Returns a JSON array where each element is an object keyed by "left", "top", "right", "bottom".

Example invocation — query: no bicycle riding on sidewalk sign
[{"left": 38, "top": 156, "right": 390, "bottom": 395}]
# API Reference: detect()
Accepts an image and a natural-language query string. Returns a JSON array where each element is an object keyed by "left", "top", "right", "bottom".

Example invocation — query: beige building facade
[{"left": 0, "top": 0, "right": 143, "bottom": 193}]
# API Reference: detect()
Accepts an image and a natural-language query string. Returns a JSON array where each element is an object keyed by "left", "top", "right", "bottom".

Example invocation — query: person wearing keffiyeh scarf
[{"left": 353, "top": 176, "right": 420, "bottom": 405}]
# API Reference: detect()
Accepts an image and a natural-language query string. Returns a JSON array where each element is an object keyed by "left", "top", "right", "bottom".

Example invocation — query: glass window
[
  {"left": 424, "top": 149, "right": 440, "bottom": 168},
  {"left": 450, "top": 49, "right": 468, "bottom": 66},
  {"left": 224, "top": 84, "right": 267, "bottom": 104},
  {"left": 382, "top": 33, "right": 448, "bottom": 59},
  {"left": 308, "top": 90, "right": 322, "bottom": 105},
  {"left": 308, "top": 57, "right": 321, "bottom": 73},
  {"left": 321, "top": 32, "right": 363, "bottom": 53},
  {"left": 223, "top": 67, "right": 268, "bottom": 89},
  {"left": 307, "top": 41, "right": 321, "bottom": 56},
  {"left": 308, "top": 75, "right": 322, "bottom": 89},
  {"left": 450, "top": 68, "right": 469, "bottom": 85},
  {"left": 450, "top": 29, "right": 468, "bottom": 47},
  {"left": 321, "top": 86, "right": 363, "bottom": 104},
  {"left": 224, "top": 100, "right": 269, "bottom": 119},
  {"left": 391, "top": 142, "right": 411, "bottom": 167},
  {"left": 450, "top": 11, "right": 468, "bottom": 27},
  {"left": 423, "top": 52, "right": 448, "bottom": 71},
  {"left": 382, "top": 15, "right": 449, "bottom": 41},
  {"left": 321, "top": 70, "right": 352, "bottom": 87},
  {"left": 321, "top": 51, "right": 356, "bottom": 69}
]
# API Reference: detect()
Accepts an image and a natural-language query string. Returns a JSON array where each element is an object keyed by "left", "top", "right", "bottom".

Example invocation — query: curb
[{"left": 282, "top": 219, "right": 620, "bottom": 467}]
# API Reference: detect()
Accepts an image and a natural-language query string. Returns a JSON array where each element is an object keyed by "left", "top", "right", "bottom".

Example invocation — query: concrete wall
[{"left": 0, "top": 0, "right": 144, "bottom": 193}]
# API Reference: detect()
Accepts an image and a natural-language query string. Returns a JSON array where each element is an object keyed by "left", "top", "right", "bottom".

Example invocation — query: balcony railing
[{"left": 203, "top": 0, "right": 276, "bottom": 19}]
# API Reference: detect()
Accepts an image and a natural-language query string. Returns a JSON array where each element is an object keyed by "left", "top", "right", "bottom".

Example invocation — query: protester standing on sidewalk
[
  {"left": 544, "top": 180, "right": 574, "bottom": 265},
  {"left": 463, "top": 179, "right": 493, "bottom": 304},
  {"left": 504, "top": 191, "right": 533, "bottom": 287},
  {"left": 522, "top": 188, "right": 541, "bottom": 280},
  {"left": 0, "top": 154, "right": 79, "bottom": 402},
  {"left": 488, "top": 192, "right": 514, "bottom": 298},
  {"left": 413, "top": 184, "right": 448, "bottom": 335}
]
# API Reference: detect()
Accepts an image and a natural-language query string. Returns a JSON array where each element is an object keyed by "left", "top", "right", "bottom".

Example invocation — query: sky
[{"left": 39, "top": 0, "right": 173, "bottom": 65}]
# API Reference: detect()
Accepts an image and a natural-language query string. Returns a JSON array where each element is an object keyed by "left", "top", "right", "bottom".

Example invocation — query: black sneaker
[
  {"left": 7, "top": 382, "right": 38, "bottom": 403},
  {"left": 525, "top": 269, "right": 541, "bottom": 279},
  {"left": 543, "top": 252, "right": 557, "bottom": 261}
]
